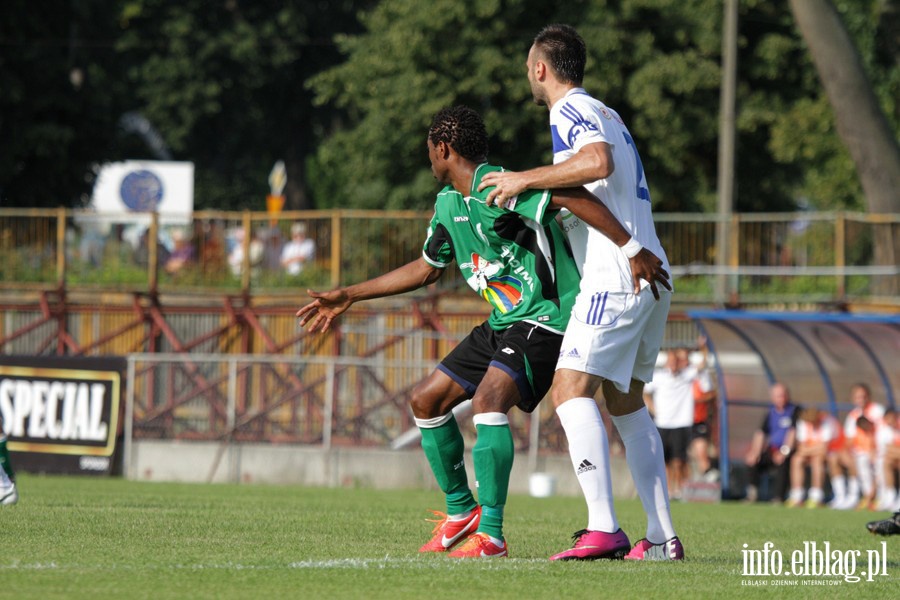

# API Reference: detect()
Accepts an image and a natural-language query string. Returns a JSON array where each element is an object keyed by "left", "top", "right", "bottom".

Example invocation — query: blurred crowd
[
  {"left": 68, "top": 219, "right": 317, "bottom": 281},
  {"left": 638, "top": 338, "right": 899, "bottom": 511},
  {"left": 744, "top": 382, "right": 899, "bottom": 511}
]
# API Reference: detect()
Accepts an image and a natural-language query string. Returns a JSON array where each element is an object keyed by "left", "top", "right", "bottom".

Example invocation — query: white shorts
[{"left": 556, "top": 287, "right": 671, "bottom": 393}]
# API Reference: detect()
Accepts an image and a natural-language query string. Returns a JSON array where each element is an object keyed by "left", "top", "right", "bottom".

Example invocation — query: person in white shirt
[
  {"left": 479, "top": 24, "right": 679, "bottom": 561},
  {"left": 228, "top": 227, "right": 264, "bottom": 278},
  {"left": 837, "top": 383, "right": 885, "bottom": 509},
  {"left": 644, "top": 348, "right": 711, "bottom": 500},
  {"left": 875, "top": 409, "right": 900, "bottom": 511},
  {"left": 787, "top": 407, "right": 840, "bottom": 508},
  {"left": 280, "top": 222, "right": 316, "bottom": 276}
]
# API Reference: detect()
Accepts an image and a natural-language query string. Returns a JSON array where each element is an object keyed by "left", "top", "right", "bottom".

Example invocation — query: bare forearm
[
  {"left": 344, "top": 258, "right": 442, "bottom": 303},
  {"left": 550, "top": 188, "right": 630, "bottom": 246},
  {"left": 520, "top": 144, "right": 611, "bottom": 190}
]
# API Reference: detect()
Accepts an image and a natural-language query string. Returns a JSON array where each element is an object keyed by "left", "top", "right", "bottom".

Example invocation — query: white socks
[
  {"left": 831, "top": 475, "right": 846, "bottom": 503},
  {"left": 556, "top": 400, "right": 677, "bottom": 543},
  {"left": 808, "top": 487, "right": 824, "bottom": 504},
  {"left": 556, "top": 397, "right": 619, "bottom": 533},
  {"left": 856, "top": 454, "right": 874, "bottom": 497},
  {"left": 611, "top": 407, "right": 676, "bottom": 543}
]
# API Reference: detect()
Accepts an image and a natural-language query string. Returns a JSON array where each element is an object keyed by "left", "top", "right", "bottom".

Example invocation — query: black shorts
[
  {"left": 438, "top": 321, "right": 562, "bottom": 413},
  {"left": 658, "top": 426, "right": 692, "bottom": 463},
  {"left": 691, "top": 421, "right": 711, "bottom": 441}
]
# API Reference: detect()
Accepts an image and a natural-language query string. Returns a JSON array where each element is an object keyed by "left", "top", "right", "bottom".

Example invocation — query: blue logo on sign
[{"left": 120, "top": 170, "right": 164, "bottom": 211}]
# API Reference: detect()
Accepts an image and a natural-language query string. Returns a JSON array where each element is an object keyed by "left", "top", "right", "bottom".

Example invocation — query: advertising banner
[
  {"left": 0, "top": 356, "right": 126, "bottom": 475},
  {"left": 90, "top": 160, "right": 194, "bottom": 225}
]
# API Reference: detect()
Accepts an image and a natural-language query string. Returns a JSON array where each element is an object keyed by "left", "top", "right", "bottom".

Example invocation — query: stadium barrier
[
  {"left": 120, "top": 352, "right": 638, "bottom": 496},
  {"left": 1, "top": 208, "right": 898, "bottom": 305}
]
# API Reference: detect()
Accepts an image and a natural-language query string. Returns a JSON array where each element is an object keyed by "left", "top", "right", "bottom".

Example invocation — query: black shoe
[{"left": 866, "top": 512, "right": 900, "bottom": 536}]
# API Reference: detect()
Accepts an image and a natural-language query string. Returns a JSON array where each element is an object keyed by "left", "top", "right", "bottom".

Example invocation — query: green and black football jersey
[{"left": 423, "top": 164, "right": 579, "bottom": 333}]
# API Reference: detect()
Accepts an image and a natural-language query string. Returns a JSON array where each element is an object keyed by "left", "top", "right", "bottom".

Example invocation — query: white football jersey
[{"left": 550, "top": 88, "right": 671, "bottom": 293}]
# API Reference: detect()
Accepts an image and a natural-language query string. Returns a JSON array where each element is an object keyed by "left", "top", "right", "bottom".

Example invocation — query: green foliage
[
  {"left": 1, "top": 0, "right": 898, "bottom": 215},
  {"left": 308, "top": 0, "right": 900, "bottom": 214},
  {"left": 308, "top": 0, "right": 563, "bottom": 210},
  {"left": 115, "top": 0, "right": 368, "bottom": 211},
  {"left": 0, "top": 0, "right": 127, "bottom": 207}
]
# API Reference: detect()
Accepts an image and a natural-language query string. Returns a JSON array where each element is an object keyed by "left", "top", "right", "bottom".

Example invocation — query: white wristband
[{"left": 621, "top": 237, "right": 643, "bottom": 259}]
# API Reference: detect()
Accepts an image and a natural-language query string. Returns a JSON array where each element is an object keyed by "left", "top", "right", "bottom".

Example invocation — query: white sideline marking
[
  {"left": 289, "top": 557, "right": 547, "bottom": 569},
  {"left": 0, "top": 563, "right": 61, "bottom": 570},
  {"left": 0, "top": 557, "right": 548, "bottom": 571}
]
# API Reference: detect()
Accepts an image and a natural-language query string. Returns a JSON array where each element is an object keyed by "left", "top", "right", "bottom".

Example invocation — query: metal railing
[
  {"left": 2, "top": 208, "right": 898, "bottom": 304},
  {"left": 122, "top": 352, "right": 572, "bottom": 470}
]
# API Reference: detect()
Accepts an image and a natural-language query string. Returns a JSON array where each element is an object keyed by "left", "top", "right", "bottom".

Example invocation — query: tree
[
  {"left": 308, "top": 0, "right": 900, "bottom": 215},
  {"left": 0, "top": 0, "right": 128, "bottom": 207},
  {"left": 789, "top": 0, "right": 900, "bottom": 292},
  {"left": 308, "top": 0, "right": 726, "bottom": 211},
  {"left": 117, "top": 0, "right": 368, "bottom": 210}
]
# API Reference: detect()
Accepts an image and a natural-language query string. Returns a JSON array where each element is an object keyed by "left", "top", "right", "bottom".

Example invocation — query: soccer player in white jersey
[{"left": 479, "top": 24, "right": 681, "bottom": 561}]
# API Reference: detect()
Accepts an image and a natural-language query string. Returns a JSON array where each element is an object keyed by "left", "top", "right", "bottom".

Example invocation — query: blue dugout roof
[{"left": 686, "top": 310, "right": 900, "bottom": 496}]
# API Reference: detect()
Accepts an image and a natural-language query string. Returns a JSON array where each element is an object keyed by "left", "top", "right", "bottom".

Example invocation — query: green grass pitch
[{"left": 2, "top": 475, "right": 896, "bottom": 599}]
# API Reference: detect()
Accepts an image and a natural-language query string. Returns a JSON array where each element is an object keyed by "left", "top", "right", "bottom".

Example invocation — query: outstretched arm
[
  {"left": 549, "top": 187, "right": 671, "bottom": 299},
  {"left": 297, "top": 257, "right": 443, "bottom": 333},
  {"left": 478, "top": 143, "right": 612, "bottom": 206}
]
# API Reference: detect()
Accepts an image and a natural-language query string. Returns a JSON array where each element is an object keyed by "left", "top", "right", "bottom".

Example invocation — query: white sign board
[{"left": 90, "top": 161, "right": 194, "bottom": 224}]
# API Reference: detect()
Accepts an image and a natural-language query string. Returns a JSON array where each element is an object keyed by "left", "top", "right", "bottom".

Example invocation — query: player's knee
[
  {"left": 601, "top": 378, "right": 645, "bottom": 416},
  {"left": 606, "top": 393, "right": 643, "bottom": 417},
  {"left": 550, "top": 384, "right": 570, "bottom": 409},
  {"left": 409, "top": 384, "right": 443, "bottom": 419},
  {"left": 550, "top": 369, "right": 596, "bottom": 408},
  {"left": 472, "top": 394, "right": 515, "bottom": 415}
]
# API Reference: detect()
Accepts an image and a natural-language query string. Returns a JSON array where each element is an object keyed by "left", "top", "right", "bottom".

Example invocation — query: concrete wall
[{"left": 128, "top": 440, "right": 638, "bottom": 499}]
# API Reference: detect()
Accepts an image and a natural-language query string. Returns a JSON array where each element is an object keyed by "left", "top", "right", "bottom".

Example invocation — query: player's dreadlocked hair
[
  {"left": 428, "top": 106, "right": 489, "bottom": 163},
  {"left": 533, "top": 24, "right": 586, "bottom": 86}
]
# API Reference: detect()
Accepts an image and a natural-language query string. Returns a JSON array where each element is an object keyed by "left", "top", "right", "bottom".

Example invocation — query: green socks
[
  {"left": 418, "top": 414, "right": 476, "bottom": 515},
  {"left": 0, "top": 435, "right": 15, "bottom": 482},
  {"left": 472, "top": 413, "right": 514, "bottom": 540},
  {"left": 418, "top": 411, "right": 514, "bottom": 541}
]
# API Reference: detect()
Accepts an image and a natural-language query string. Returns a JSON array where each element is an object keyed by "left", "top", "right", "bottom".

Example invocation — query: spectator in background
[
  {"left": 164, "top": 228, "right": 195, "bottom": 275},
  {"left": 876, "top": 409, "right": 900, "bottom": 511},
  {"left": 855, "top": 416, "right": 878, "bottom": 510},
  {"left": 199, "top": 220, "right": 227, "bottom": 278},
  {"left": 825, "top": 415, "right": 858, "bottom": 510},
  {"left": 78, "top": 219, "right": 106, "bottom": 268},
  {"left": 786, "top": 407, "right": 838, "bottom": 508},
  {"left": 281, "top": 222, "right": 316, "bottom": 276},
  {"left": 228, "top": 227, "right": 264, "bottom": 278},
  {"left": 133, "top": 227, "right": 170, "bottom": 269},
  {"left": 643, "top": 345, "right": 711, "bottom": 500},
  {"left": 839, "top": 384, "right": 884, "bottom": 510},
  {"left": 689, "top": 339, "right": 718, "bottom": 482},
  {"left": 744, "top": 382, "right": 800, "bottom": 503},
  {"left": 261, "top": 226, "right": 284, "bottom": 272}
]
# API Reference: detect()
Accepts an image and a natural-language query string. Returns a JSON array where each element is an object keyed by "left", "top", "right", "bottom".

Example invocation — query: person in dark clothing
[{"left": 744, "top": 382, "right": 800, "bottom": 502}]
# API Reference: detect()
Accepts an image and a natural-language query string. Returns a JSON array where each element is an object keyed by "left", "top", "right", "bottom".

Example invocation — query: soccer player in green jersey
[
  {"left": 0, "top": 422, "right": 17, "bottom": 505},
  {"left": 297, "top": 105, "right": 664, "bottom": 558}
]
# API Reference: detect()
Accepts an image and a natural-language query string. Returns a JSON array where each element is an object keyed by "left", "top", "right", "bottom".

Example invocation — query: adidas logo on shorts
[
  {"left": 576, "top": 459, "right": 597, "bottom": 474},
  {"left": 564, "top": 348, "right": 581, "bottom": 359}
]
